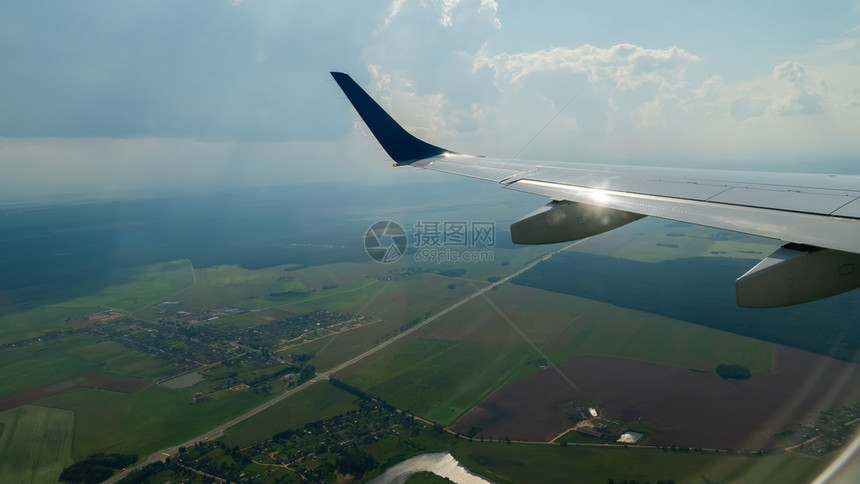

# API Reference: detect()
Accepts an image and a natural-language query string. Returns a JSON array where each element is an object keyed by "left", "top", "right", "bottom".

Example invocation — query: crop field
[
  {"left": 0, "top": 305, "right": 102, "bottom": 344},
  {"left": 452, "top": 349, "right": 860, "bottom": 448},
  {"left": 132, "top": 261, "right": 398, "bottom": 319},
  {"left": 290, "top": 261, "right": 391, "bottom": 290},
  {"left": 416, "top": 283, "right": 772, "bottom": 373},
  {"left": 0, "top": 260, "right": 195, "bottom": 343},
  {"left": 279, "top": 278, "right": 389, "bottom": 314},
  {"left": 406, "top": 245, "right": 558, "bottom": 282},
  {"left": 570, "top": 218, "right": 778, "bottom": 263},
  {"left": 351, "top": 276, "right": 488, "bottom": 326},
  {"left": 341, "top": 338, "right": 533, "bottom": 426},
  {"left": 541, "top": 302, "right": 773, "bottom": 373},
  {"left": 150, "top": 263, "right": 309, "bottom": 312},
  {"left": 282, "top": 272, "right": 487, "bottom": 326},
  {"left": 453, "top": 441, "right": 828, "bottom": 484},
  {"left": 0, "top": 405, "right": 74, "bottom": 484},
  {"left": 0, "top": 335, "right": 171, "bottom": 399},
  {"left": 39, "top": 384, "right": 269, "bottom": 459},
  {"left": 334, "top": 281, "right": 776, "bottom": 429},
  {"left": 283, "top": 318, "right": 405, "bottom": 372},
  {"left": 222, "top": 381, "right": 359, "bottom": 447}
]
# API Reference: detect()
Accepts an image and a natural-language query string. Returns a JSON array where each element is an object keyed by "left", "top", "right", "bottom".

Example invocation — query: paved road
[{"left": 107, "top": 243, "right": 575, "bottom": 483}]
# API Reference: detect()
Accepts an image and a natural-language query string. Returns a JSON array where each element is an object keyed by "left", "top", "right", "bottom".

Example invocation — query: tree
[
  {"left": 716, "top": 363, "right": 751, "bottom": 380},
  {"left": 337, "top": 449, "right": 377, "bottom": 478}
]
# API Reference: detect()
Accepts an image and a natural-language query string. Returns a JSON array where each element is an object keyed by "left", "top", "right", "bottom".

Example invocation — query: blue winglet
[{"left": 331, "top": 72, "right": 447, "bottom": 164}]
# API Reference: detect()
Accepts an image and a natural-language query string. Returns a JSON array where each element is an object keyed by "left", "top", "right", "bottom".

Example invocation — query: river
[{"left": 369, "top": 451, "right": 495, "bottom": 484}]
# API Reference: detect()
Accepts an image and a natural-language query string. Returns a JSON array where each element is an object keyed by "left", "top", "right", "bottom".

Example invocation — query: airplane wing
[{"left": 331, "top": 71, "right": 860, "bottom": 308}]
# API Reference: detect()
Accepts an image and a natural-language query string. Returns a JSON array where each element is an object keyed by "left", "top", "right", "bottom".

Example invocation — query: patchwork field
[
  {"left": 570, "top": 218, "right": 778, "bottom": 263},
  {"left": 0, "top": 336, "right": 170, "bottom": 400},
  {"left": 0, "top": 372, "right": 150, "bottom": 412},
  {"left": 452, "top": 346, "right": 860, "bottom": 449},
  {"left": 336, "top": 282, "right": 778, "bottom": 429}
]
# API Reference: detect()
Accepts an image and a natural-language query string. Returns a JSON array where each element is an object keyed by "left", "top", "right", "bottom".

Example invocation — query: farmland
[
  {"left": 221, "top": 381, "right": 359, "bottom": 447},
  {"left": 338, "top": 282, "right": 777, "bottom": 429},
  {"left": 452, "top": 349, "right": 860, "bottom": 448},
  {"left": 513, "top": 250, "right": 860, "bottom": 362},
  {"left": 0, "top": 405, "right": 74, "bottom": 483},
  {"left": 342, "top": 338, "right": 533, "bottom": 425},
  {"left": 452, "top": 442, "right": 829, "bottom": 484},
  {"left": 1, "top": 185, "right": 859, "bottom": 483}
]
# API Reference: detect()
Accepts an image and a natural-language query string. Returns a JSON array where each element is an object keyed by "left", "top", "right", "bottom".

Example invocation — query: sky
[{"left": 1, "top": 0, "right": 860, "bottom": 202}]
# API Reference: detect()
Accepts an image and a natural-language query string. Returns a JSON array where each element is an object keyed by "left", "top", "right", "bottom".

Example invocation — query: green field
[
  {"left": 39, "top": 384, "right": 269, "bottom": 459},
  {"left": 60, "top": 259, "right": 195, "bottom": 312},
  {"left": 284, "top": 318, "right": 406, "bottom": 372},
  {"left": 0, "top": 335, "right": 172, "bottom": 398},
  {"left": 222, "top": 381, "right": 359, "bottom": 447},
  {"left": 572, "top": 218, "right": 778, "bottom": 263},
  {"left": 342, "top": 338, "right": 532, "bottom": 425},
  {"left": 417, "top": 283, "right": 773, "bottom": 374},
  {"left": 0, "top": 305, "right": 101, "bottom": 345},
  {"left": 0, "top": 260, "right": 195, "bottom": 344},
  {"left": 0, "top": 405, "right": 75, "bottom": 483},
  {"left": 453, "top": 442, "right": 829, "bottom": 484},
  {"left": 335, "top": 282, "right": 773, "bottom": 428}
]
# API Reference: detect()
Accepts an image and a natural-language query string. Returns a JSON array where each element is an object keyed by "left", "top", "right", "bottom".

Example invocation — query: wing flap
[
  {"left": 506, "top": 178, "right": 860, "bottom": 255},
  {"left": 708, "top": 187, "right": 855, "bottom": 215},
  {"left": 419, "top": 159, "right": 525, "bottom": 182}
]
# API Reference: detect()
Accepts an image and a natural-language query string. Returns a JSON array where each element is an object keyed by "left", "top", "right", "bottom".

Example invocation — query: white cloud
[
  {"left": 381, "top": 0, "right": 407, "bottom": 28},
  {"left": 378, "top": 0, "right": 500, "bottom": 31},
  {"left": 440, "top": 0, "right": 460, "bottom": 27},
  {"left": 3, "top": 1, "right": 859, "bottom": 202},
  {"left": 474, "top": 44, "right": 701, "bottom": 89},
  {"left": 769, "top": 61, "right": 824, "bottom": 116},
  {"left": 479, "top": 0, "right": 501, "bottom": 29}
]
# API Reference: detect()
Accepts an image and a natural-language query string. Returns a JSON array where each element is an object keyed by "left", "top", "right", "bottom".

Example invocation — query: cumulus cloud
[
  {"left": 474, "top": 44, "right": 701, "bottom": 88},
  {"left": 3, "top": 1, "right": 860, "bottom": 202},
  {"left": 769, "top": 61, "right": 824, "bottom": 116},
  {"left": 381, "top": 0, "right": 407, "bottom": 28}
]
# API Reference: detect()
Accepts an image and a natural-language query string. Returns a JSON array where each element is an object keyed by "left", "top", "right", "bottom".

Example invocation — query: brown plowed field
[
  {"left": 0, "top": 372, "right": 151, "bottom": 412},
  {"left": 452, "top": 346, "right": 860, "bottom": 450}
]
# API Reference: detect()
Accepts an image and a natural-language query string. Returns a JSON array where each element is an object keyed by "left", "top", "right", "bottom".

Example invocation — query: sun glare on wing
[{"left": 588, "top": 189, "right": 611, "bottom": 204}]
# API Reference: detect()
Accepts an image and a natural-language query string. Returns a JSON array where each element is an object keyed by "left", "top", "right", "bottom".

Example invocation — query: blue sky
[{"left": 2, "top": 0, "right": 859, "bottom": 202}]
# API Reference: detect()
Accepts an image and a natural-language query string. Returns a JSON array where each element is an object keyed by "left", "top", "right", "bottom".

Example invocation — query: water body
[
  {"left": 370, "top": 452, "right": 495, "bottom": 484},
  {"left": 160, "top": 371, "right": 204, "bottom": 389}
]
